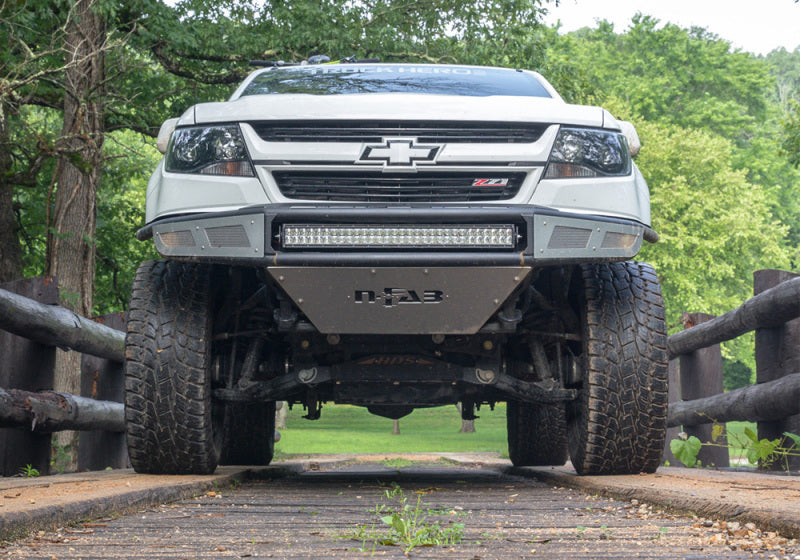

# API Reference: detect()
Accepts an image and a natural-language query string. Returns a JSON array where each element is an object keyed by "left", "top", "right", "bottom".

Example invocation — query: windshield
[{"left": 240, "top": 65, "right": 552, "bottom": 98}]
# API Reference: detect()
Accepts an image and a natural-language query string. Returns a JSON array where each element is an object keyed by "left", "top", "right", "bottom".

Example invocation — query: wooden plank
[
  {"left": 754, "top": 269, "right": 800, "bottom": 470},
  {"left": 667, "top": 276, "right": 800, "bottom": 359},
  {"left": 0, "top": 286, "right": 124, "bottom": 362}
]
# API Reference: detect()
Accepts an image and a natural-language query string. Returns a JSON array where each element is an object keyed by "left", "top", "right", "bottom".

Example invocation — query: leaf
[
  {"left": 783, "top": 432, "right": 800, "bottom": 448},
  {"left": 744, "top": 427, "right": 758, "bottom": 443},
  {"left": 711, "top": 423, "right": 725, "bottom": 442},
  {"left": 670, "top": 436, "right": 702, "bottom": 467}
]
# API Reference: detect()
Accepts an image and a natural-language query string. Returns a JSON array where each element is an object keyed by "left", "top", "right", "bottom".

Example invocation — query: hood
[{"left": 180, "top": 93, "right": 614, "bottom": 130}]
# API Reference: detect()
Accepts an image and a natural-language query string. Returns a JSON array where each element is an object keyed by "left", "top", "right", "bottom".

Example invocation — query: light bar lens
[{"left": 282, "top": 225, "right": 516, "bottom": 249}]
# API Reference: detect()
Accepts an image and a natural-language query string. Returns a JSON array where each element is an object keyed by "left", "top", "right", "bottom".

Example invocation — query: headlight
[
  {"left": 165, "top": 125, "right": 254, "bottom": 176},
  {"left": 544, "top": 127, "right": 630, "bottom": 179}
]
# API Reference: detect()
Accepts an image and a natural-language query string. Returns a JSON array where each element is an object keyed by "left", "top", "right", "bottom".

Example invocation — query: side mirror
[
  {"left": 618, "top": 121, "right": 641, "bottom": 157},
  {"left": 156, "top": 118, "right": 179, "bottom": 154}
]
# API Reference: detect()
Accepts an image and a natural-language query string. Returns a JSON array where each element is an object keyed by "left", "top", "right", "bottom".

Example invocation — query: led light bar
[{"left": 282, "top": 224, "right": 516, "bottom": 249}]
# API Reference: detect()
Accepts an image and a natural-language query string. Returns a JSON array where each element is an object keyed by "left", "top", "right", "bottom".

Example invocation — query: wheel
[
  {"left": 567, "top": 261, "right": 668, "bottom": 475},
  {"left": 507, "top": 401, "right": 568, "bottom": 467},
  {"left": 124, "top": 260, "right": 222, "bottom": 474},
  {"left": 219, "top": 401, "right": 276, "bottom": 465}
]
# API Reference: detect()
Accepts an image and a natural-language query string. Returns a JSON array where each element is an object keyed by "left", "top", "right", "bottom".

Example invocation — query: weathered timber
[
  {"left": 662, "top": 359, "right": 682, "bottom": 464},
  {"left": 677, "top": 313, "right": 728, "bottom": 466},
  {"left": 0, "top": 277, "right": 58, "bottom": 476},
  {"left": 667, "top": 276, "right": 800, "bottom": 359},
  {"left": 0, "top": 288, "right": 124, "bottom": 362},
  {"left": 0, "top": 388, "right": 124, "bottom": 433},
  {"left": 667, "top": 372, "right": 800, "bottom": 427},
  {"left": 754, "top": 270, "right": 800, "bottom": 470},
  {"left": 79, "top": 312, "right": 128, "bottom": 471}
]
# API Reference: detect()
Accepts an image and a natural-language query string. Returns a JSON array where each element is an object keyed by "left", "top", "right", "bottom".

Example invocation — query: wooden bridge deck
[{"left": 1, "top": 456, "right": 798, "bottom": 559}]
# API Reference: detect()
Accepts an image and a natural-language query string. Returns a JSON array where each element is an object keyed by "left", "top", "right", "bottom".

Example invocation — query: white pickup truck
[{"left": 125, "top": 61, "right": 668, "bottom": 475}]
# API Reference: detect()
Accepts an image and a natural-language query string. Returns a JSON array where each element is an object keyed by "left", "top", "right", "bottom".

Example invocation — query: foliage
[
  {"left": 18, "top": 464, "right": 40, "bottom": 477},
  {"left": 339, "top": 484, "right": 464, "bottom": 553},
  {"left": 669, "top": 434, "right": 702, "bottom": 468},
  {"left": 94, "top": 130, "right": 159, "bottom": 315},
  {"left": 548, "top": 15, "right": 772, "bottom": 140},
  {"left": 783, "top": 99, "right": 800, "bottom": 167},
  {"left": 635, "top": 120, "right": 790, "bottom": 334},
  {"left": 722, "top": 359, "right": 754, "bottom": 391},
  {"left": 670, "top": 427, "right": 800, "bottom": 472}
]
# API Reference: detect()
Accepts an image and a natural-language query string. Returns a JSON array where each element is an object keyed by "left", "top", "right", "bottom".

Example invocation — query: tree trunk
[
  {"left": 275, "top": 401, "right": 288, "bottom": 430},
  {"left": 0, "top": 103, "right": 23, "bottom": 283},
  {"left": 455, "top": 403, "right": 476, "bottom": 433},
  {"left": 47, "top": 0, "right": 106, "bottom": 471}
]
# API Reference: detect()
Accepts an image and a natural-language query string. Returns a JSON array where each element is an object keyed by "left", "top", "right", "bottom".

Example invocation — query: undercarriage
[
  {"left": 124, "top": 259, "right": 668, "bottom": 476},
  {"left": 209, "top": 265, "right": 581, "bottom": 419}
]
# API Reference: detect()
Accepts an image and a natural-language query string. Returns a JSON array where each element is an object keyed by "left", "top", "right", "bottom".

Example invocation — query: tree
[
  {"left": 635, "top": 120, "right": 790, "bottom": 366},
  {"left": 0, "top": 0, "right": 68, "bottom": 282},
  {"left": 549, "top": 15, "right": 772, "bottom": 140}
]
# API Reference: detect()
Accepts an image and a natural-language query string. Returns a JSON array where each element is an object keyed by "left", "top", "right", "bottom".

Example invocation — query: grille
[
  {"left": 206, "top": 225, "right": 250, "bottom": 248},
  {"left": 273, "top": 171, "right": 526, "bottom": 202},
  {"left": 250, "top": 121, "right": 546, "bottom": 144},
  {"left": 547, "top": 226, "right": 591, "bottom": 250}
]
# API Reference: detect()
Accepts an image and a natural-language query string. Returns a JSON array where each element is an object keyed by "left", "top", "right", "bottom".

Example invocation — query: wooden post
[
  {"left": 78, "top": 312, "right": 128, "bottom": 471},
  {"left": 0, "top": 277, "right": 58, "bottom": 476},
  {"left": 754, "top": 269, "right": 800, "bottom": 470},
  {"left": 663, "top": 358, "right": 682, "bottom": 465},
  {"left": 678, "top": 313, "right": 729, "bottom": 468}
]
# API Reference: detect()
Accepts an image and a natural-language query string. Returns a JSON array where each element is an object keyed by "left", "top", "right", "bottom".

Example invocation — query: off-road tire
[
  {"left": 507, "top": 401, "right": 568, "bottom": 467},
  {"left": 219, "top": 402, "right": 276, "bottom": 465},
  {"left": 567, "top": 261, "right": 668, "bottom": 475},
  {"left": 125, "top": 260, "right": 221, "bottom": 474}
]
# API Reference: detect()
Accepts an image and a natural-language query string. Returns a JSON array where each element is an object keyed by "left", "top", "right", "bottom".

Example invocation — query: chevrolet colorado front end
[{"left": 125, "top": 63, "right": 668, "bottom": 475}]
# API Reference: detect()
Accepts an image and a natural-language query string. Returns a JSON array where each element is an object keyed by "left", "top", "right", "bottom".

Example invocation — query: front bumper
[{"left": 138, "top": 204, "right": 656, "bottom": 267}]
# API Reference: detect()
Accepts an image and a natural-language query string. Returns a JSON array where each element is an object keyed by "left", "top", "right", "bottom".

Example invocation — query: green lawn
[
  {"left": 726, "top": 420, "right": 758, "bottom": 461},
  {"left": 274, "top": 403, "right": 509, "bottom": 455}
]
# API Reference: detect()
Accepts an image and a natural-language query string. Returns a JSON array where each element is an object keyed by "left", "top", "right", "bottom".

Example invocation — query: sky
[{"left": 542, "top": 0, "right": 800, "bottom": 55}]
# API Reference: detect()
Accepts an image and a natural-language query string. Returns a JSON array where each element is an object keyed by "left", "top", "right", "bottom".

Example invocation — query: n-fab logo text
[{"left": 355, "top": 288, "right": 444, "bottom": 308}]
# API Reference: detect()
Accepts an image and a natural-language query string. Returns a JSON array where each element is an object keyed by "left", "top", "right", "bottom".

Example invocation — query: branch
[{"left": 150, "top": 43, "right": 249, "bottom": 85}]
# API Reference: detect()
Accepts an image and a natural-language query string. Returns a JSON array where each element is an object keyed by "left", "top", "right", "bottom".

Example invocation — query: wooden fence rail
[
  {"left": 0, "top": 287, "right": 124, "bottom": 363},
  {"left": 665, "top": 269, "right": 800, "bottom": 470},
  {"left": 0, "top": 388, "right": 124, "bottom": 433},
  {"left": 667, "top": 276, "right": 800, "bottom": 359},
  {"left": 667, "top": 372, "right": 800, "bottom": 427},
  {"left": 0, "top": 277, "right": 127, "bottom": 476}
]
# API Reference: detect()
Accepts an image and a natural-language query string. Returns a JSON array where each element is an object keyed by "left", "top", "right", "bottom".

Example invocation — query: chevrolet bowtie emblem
[{"left": 357, "top": 138, "right": 441, "bottom": 167}]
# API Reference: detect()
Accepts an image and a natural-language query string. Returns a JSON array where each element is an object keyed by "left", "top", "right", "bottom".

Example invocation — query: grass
[{"left": 275, "top": 403, "right": 509, "bottom": 455}]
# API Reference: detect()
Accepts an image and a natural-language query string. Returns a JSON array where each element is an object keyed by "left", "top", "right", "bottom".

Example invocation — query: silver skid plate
[{"left": 269, "top": 266, "right": 531, "bottom": 334}]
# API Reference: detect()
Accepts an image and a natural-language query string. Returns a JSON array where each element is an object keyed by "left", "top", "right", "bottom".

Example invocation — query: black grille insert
[
  {"left": 251, "top": 121, "right": 546, "bottom": 144},
  {"left": 273, "top": 171, "right": 526, "bottom": 202}
]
